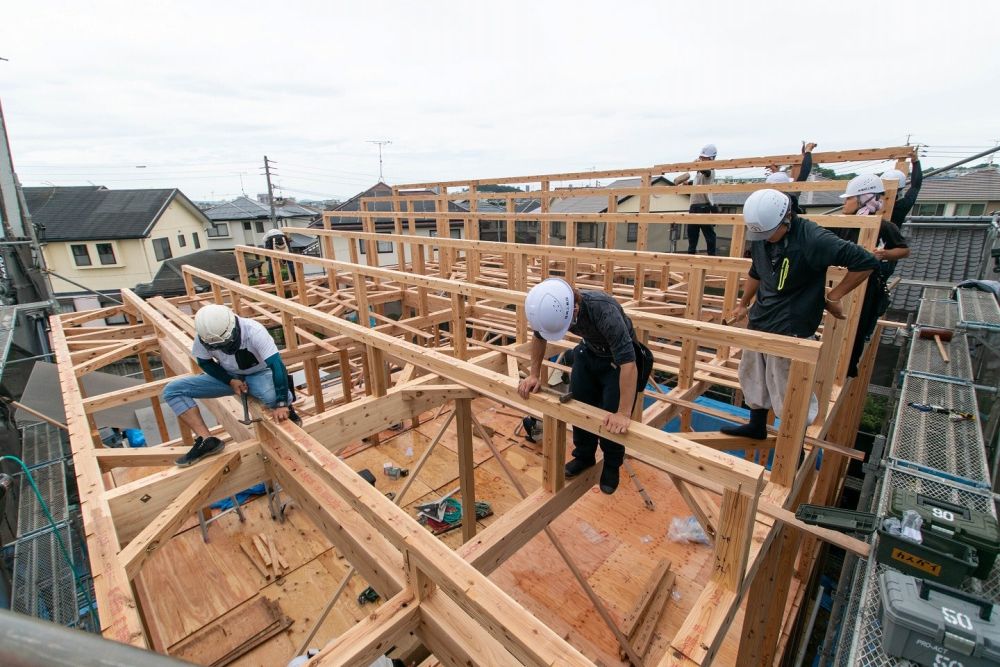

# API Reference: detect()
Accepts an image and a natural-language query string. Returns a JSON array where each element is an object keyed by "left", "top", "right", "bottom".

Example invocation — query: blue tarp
[{"left": 209, "top": 483, "right": 267, "bottom": 510}]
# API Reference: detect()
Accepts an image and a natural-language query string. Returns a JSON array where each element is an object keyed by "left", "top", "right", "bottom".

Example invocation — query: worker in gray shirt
[
  {"left": 721, "top": 189, "right": 877, "bottom": 439},
  {"left": 675, "top": 143, "right": 719, "bottom": 255},
  {"left": 518, "top": 279, "right": 653, "bottom": 494}
]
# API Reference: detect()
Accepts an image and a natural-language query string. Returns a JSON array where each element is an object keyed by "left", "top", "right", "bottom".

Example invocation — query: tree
[{"left": 813, "top": 166, "right": 856, "bottom": 181}]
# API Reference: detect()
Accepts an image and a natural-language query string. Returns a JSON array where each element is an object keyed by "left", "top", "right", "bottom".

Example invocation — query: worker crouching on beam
[
  {"left": 163, "top": 304, "right": 301, "bottom": 467},
  {"left": 721, "top": 189, "right": 878, "bottom": 440},
  {"left": 518, "top": 279, "right": 654, "bottom": 494}
]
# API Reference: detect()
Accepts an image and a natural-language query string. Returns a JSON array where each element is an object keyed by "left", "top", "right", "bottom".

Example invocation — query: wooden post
[
  {"left": 542, "top": 415, "right": 566, "bottom": 492},
  {"left": 455, "top": 398, "right": 476, "bottom": 542},
  {"left": 138, "top": 352, "right": 169, "bottom": 444},
  {"left": 540, "top": 180, "right": 551, "bottom": 278},
  {"left": 451, "top": 292, "right": 467, "bottom": 360}
]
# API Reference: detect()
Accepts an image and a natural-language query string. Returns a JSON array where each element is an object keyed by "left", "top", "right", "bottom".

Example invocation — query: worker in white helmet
[
  {"left": 721, "top": 189, "right": 877, "bottom": 439},
  {"left": 764, "top": 142, "right": 817, "bottom": 213},
  {"left": 517, "top": 279, "right": 653, "bottom": 494},
  {"left": 881, "top": 147, "right": 922, "bottom": 227},
  {"left": 836, "top": 174, "right": 911, "bottom": 377},
  {"left": 263, "top": 228, "right": 296, "bottom": 282},
  {"left": 674, "top": 144, "right": 719, "bottom": 255},
  {"left": 163, "top": 304, "right": 300, "bottom": 466}
]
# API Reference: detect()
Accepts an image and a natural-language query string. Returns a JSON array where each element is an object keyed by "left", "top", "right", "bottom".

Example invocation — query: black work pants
[
  {"left": 568, "top": 341, "right": 654, "bottom": 468},
  {"left": 686, "top": 203, "right": 717, "bottom": 255}
]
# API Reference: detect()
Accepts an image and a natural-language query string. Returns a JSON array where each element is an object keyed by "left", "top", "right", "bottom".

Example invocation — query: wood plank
[
  {"left": 169, "top": 596, "right": 291, "bottom": 667},
  {"left": 120, "top": 452, "right": 241, "bottom": 580},
  {"left": 73, "top": 338, "right": 157, "bottom": 376},
  {"left": 82, "top": 375, "right": 191, "bottom": 414}
]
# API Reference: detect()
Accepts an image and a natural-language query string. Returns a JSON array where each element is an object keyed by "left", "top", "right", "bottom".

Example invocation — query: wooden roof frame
[{"left": 50, "top": 147, "right": 907, "bottom": 666}]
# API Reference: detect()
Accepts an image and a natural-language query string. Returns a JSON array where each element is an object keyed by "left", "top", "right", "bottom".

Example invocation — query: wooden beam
[
  {"left": 119, "top": 452, "right": 240, "bottom": 579},
  {"left": 73, "top": 338, "right": 156, "bottom": 376},
  {"left": 455, "top": 398, "right": 476, "bottom": 543},
  {"left": 81, "top": 375, "right": 191, "bottom": 414},
  {"left": 312, "top": 591, "right": 420, "bottom": 667}
]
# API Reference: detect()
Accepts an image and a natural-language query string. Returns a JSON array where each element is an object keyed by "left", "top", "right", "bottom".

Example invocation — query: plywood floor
[{"left": 119, "top": 397, "right": 785, "bottom": 666}]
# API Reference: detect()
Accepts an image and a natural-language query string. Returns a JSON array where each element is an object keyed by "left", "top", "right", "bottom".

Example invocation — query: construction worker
[
  {"left": 163, "top": 304, "right": 300, "bottom": 467},
  {"left": 881, "top": 151, "right": 923, "bottom": 227},
  {"left": 263, "top": 228, "right": 296, "bottom": 282},
  {"left": 517, "top": 279, "right": 654, "bottom": 494},
  {"left": 674, "top": 144, "right": 719, "bottom": 255},
  {"left": 838, "top": 174, "right": 910, "bottom": 377},
  {"left": 764, "top": 142, "right": 817, "bottom": 213},
  {"left": 721, "top": 189, "right": 878, "bottom": 440}
]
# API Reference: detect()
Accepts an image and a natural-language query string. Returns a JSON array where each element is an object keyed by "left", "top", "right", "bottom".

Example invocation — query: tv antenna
[{"left": 367, "top": 140, "right": 391, "bottom": 182}]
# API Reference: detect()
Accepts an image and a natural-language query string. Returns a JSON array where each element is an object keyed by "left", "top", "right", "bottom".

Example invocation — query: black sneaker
[
  {"left": 288, "top": 406, "right": 303, "bottom": 427},
  {"left": 599, "top": 464, "right": 620, "bottom": 495},
  {"left": 564, "top": 457, "right": 596, "bottom": 478},
  {"left": 174, "top": 436, "right": 224, "bottom": 467}
]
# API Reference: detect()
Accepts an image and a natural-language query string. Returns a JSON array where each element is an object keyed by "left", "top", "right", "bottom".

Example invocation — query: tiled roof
[
  {"left": 133, "top": 250, "right": 262, "bottom": 297},
  {"left": 203, "top": 196, "right": 317, "bottom": 221},
  {"left": 889, "top": 222, "right": 994, "bottom": 312},
  {"left": 24, "top": 186, "right": 203, "bottom": 241},
  {"left": 548, "top": 177, "right": 674, "bottom": 214},
  {"left": 311, "top": 182, "right": 466, "bottom": 228},
  {"left": 917, "top": 168, "right": 1000, "bottom": 202}
]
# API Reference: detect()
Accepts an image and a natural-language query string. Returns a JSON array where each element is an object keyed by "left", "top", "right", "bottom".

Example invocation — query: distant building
[
  {"left": 912, "top": 167, "right": 1000, "bottom": 217},
  {"left": 202, "top": 196, "right": 319, "bottom": 250},
  {"left": 133, "top": 249, "right": 263, "bottom": 298},
  {"left": 23, "top": 186, "right": 210, "bottom": 308}
]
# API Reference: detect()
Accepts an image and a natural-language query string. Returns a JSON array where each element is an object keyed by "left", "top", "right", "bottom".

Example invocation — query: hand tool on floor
[
  {"left": 238, "top": 392, "right": 261, "bottom": 425},
  {"left": 907, "top": 402, "right": 974, "bottom": 422},
  {"left": 917, "top": 326, "right": 953, "bottom": 363},
  {"left": 623, "top": 459, "right": 655, "bottom": 510}
]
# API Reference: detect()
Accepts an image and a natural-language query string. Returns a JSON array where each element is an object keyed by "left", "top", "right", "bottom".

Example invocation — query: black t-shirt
[
  {"left": 748, "top": 216, "right": 879, "bottom": 337},
  {"left": 834, "top": 220, "right": 908, "bottom": 278},
  {"left": 534, "top": 291, "right": 636, "bottom": 364}
]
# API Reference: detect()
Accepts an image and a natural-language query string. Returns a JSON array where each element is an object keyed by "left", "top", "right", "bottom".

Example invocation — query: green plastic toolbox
[
  {"left": 889, "top": 489, "right": 1000, "bottom": 579},
  {"left": 876, "top": 526, "right": 979, "bottom": 586},
  {"left": 880, "top": 570, "right": 1000, "bottom": 666}
]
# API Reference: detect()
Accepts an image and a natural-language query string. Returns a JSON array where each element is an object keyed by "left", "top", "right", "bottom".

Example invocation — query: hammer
[
  {"left": 539, "top": 385, "right": 574, "bottom": 403},
  {"left": 239, "top": 392, "right": 262, "bottom": 425},
  {"left": 918, "top": 326, "right": 953, "bottom": 363}
]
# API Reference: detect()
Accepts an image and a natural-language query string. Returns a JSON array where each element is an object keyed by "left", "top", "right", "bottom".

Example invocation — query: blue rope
[{"left": 2, "top": 455, "right": 99, "bottom": 630}]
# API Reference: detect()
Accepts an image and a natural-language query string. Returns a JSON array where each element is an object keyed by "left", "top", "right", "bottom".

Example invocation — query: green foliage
[
  {"left": 475, "top": 184, "right": 524, "bottom": 193},
  {"left": 814, "top": 166, "right": 856, "bottom": 181},
  {"left": 860, "top": 394, "right": 889, "bottom": 433}
]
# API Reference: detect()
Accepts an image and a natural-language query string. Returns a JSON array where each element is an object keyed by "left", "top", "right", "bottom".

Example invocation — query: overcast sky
[{"left": 2, "top": 1, "right": 998, "bottom": 201}]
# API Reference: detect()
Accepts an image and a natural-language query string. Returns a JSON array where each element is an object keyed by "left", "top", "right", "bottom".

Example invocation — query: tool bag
[{"left": 880, "top": 570, "right": 1000, "bottom": 666}]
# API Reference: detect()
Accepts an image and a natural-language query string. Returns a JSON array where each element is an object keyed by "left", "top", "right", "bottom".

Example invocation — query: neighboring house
[
  {"left": 202, "top": 196, "right": 318, "bottom": 250},
  {"left": 24, "top": 186, "right": 210, "bottom": 306},
  {"left": 133, "top": 249, "right": 263, "bottom": 298},
  {"left": 912, "top": 167, "right": 1000, "bottom": 217},
  {"left": 308, "top": 182, "right": 465, "bottom": 267}
]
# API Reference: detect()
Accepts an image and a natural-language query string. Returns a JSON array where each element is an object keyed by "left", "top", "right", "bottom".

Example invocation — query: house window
[
  {"left": 450, "top": 228, "right": 462, "bottom": 239},
  {"left": 153, "top": 237, "right": 172, "bottom": 261},
  {"left": 254, "top": 220, "right": 265, "bottom": 233},
  {"left": 177, "top": 234, "right": 186, "bottom": 248},
  {"left": 206, "top": 222, "right": 229, "bottom": 238},
  {"left": 912, "top": 202, "right": 945, "bottom": 216},
  {"left": 428, "top": 230, "right": 437, "bottom": 238},
  {"left": 954, "top": 203, "right": 986, "bottom": 216},
  {"left": 626, "top": 223, "right": 638, "bottom": 242},
  {"left": 359, "top": 239, "right": 393, "bottom": 254},
  {"left": 243, "top": 221, "right": 252, "bottom": 231},
  {"left": 96, "top": 243, "right": 116, "bottom": 265},
  {"left": 192, "top": 232, "right": 201, "bottom": 249},
  {"left": 71, "top": 244, "right": 92, "bottom": 266},
  {"left": 577, "top": 222, "right": 597, "bottom": 244}
]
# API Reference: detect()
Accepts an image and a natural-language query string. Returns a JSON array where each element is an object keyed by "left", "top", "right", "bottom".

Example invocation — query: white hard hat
[
  {"left": 525, "top": 278, "right": 574, "bottom": 341},
  {"left": 699, "top": 144, "right": 718, "bottom": 159},
  {"left": 765, "top": 171, "right": 793, "bottom": 184},
  {"left": 881, "top": 169, "right": 906, "bottom": 190},
  {"left": 840, "top": 173, "right": 885, "bottom": 199},
  {"left": 743, "top": 189, "right": 791, "bottom": 242},
  {"left": 263, "top": 228, "right": 286, "bottom": 240},
  {"left": 195, "top": 304, "right": 238, "bottom": 348}
]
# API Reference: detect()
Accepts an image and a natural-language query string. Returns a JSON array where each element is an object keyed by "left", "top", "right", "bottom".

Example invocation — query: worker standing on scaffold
[{"left": 518, "top": 279, "right": 653, "bottom": 494}]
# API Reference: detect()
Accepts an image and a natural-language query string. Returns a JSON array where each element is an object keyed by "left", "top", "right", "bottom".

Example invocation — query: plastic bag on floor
[{"left": 668, "top": 516, "right": 710, "bottom": 545}]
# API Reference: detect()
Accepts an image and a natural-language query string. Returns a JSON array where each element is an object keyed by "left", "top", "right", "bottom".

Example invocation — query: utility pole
[
  {"left": 263, "top": 155, "right": 278, "bottom": 229},
  {"left": 367, "top": 140, "right": 391, "bottom": 183}
]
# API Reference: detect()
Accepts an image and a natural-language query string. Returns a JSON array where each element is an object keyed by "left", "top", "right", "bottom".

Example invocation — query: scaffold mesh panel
[
  {"left": 958, "top": 287, "right": 1000, "bottom": 329},
  {"left": 906, "top": 333, "right": 973, "bottom": 380},
  {"left": 16, "top": 460, "right": 68, "bottom": 537},
  {"left": 11, "top": 523, "right": 79, "bottom": 626},
  {"left": 916, "top": 295, "right": 958, "bottom": 329},
  {"left": 889, "top": 375, "right": 988, "bottom": 484},
  {"left": 20, "top": 422, "right": 70, "bottom": 468}
]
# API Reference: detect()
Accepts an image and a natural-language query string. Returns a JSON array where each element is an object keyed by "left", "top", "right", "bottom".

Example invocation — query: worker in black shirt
[
  {"left": 764, "top": 142, "right": 817, "bottom": 213},
  {"left": 837, "top": 174, "right": 911, "bottom": 376},
  {"left": 721, "top": 189, "right": 878, "bottom": 440},
  {"left": 881, "top": 151, "right": 923, "bottom": 227},
  {"left": 517, "top": 279, "right": 654, "bottom": 494},
  {"left": 674, "top": 144, "right": 719, "bottom": 255}
]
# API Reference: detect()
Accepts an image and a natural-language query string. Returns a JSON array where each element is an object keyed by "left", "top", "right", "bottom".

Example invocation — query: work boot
[
  {"left": 599, "top": 463, "right": 620, "bottom": 495},
  {"left": 288, "top": 405, "right": 303, "bottom": 427},
  {"left": 564, "top": 456, "right": 596, "bottom": 478},
  {"left": 174, "top": 436, "right": 224, "bottom": 467},
  {"left": 720, "top": 408, "right": 769, "bottom": 440}
]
